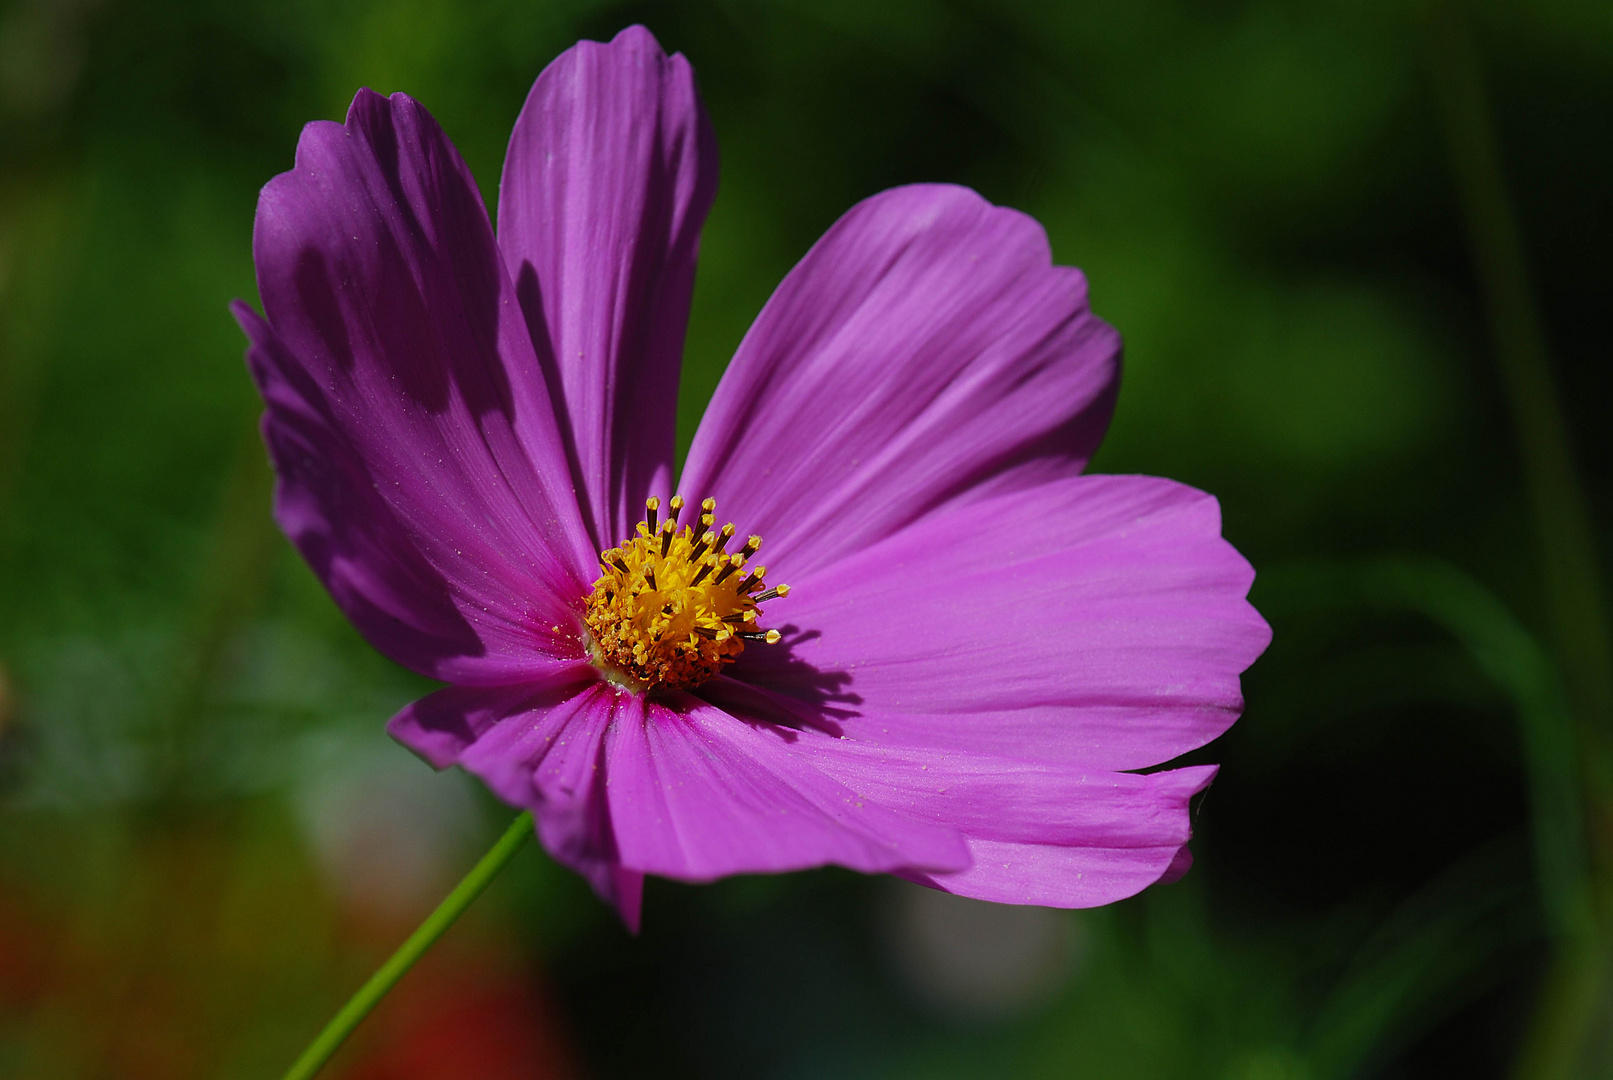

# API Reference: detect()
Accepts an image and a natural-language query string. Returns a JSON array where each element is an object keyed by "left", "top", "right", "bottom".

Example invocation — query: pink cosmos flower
[{"left": 233, "top": 26, "right": 1270, "bottom": 930}]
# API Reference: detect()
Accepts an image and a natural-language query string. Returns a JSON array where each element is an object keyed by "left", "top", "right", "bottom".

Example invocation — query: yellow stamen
[{"left": 585, "top": 496, "right": 789, "bottom": 691}]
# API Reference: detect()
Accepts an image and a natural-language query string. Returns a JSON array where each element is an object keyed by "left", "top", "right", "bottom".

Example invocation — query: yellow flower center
[{"left": 585, "top": 496, "right": 789, "bottom": 692}]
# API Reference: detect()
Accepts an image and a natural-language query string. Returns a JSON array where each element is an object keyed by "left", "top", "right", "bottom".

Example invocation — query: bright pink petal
[
  {"left": 498, "top": 26, "right": 718, "bottom": 549},
  {"left": 242, "top": 90, "right": 597, "bottom": 685},
  {"left": 389, "top": 679, "right": 968, "bottom": 922},
  {"left": 726, "top": 474, "right": 1270, "bottom": 772},
  {"left": 912, "top": 838, "right": 1192, "bottom": 907},
  {"left": 385, "top": 666, "right": 597, "bottom": 772},
  {"left": 601, "top": 693, "right": 971, "bottom": 882},
  {"left": 678, "top": 183, "right": 1119, "bottom": 580}
]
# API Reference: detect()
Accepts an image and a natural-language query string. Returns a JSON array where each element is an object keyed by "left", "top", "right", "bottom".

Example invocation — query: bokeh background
[{"left": 3, "top": 0, "right": 1612, "bottom": 1076}]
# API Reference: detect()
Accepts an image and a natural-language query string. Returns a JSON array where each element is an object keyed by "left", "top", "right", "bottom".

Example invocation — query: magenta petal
[
  {"left": 729, "top": 474, "right": 1270, "bottom": 772},
  {"left": 498, "top": 26, "right": 718, "bottom": 548},
  {"left": 242, "top": 90, "right": 598, "bottom": 684},
  {"left": 601, "top": 694, "right": 971, "bottom": 882},
  {"left": 789, "top": 731, "right": 1215, "bottom": 906},
  {"left": 679, "top": 183, "right": 1119, "bottom": 579}
]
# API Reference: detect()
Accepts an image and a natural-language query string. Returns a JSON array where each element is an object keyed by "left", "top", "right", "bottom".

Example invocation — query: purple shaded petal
[
  {"left": 1157, "top": 844, "right": 1194, "bottom": 885},
  {"left": 679, "top": 184, "right": 1119, "bottom": 580},
  {"left": 498, "top": 26, "right": 718, "bottom": 549},
  {"left": 792, "top": 733, "right": 1215, "bottom": 906},
  {"left": 242, "top": 90, "right": 598, "bottom": 684},
  {"left": 728, "top": 474, "right": 1270, "bottom": 772},
  {"left": 601, "top": 693, "right": 970, "bottom": 882},
  {"left": 387, "top": 678, "right": 645, "bottom": 927}
]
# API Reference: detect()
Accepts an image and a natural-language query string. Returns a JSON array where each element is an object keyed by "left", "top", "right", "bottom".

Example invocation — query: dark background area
[{"left": 2, "top": 0, "right": 1611, "bottom": 1077}]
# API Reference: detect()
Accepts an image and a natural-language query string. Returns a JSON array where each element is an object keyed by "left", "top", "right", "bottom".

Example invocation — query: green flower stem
[{"left": 281, "top": 810, "right": 534, "bottom": 1080}]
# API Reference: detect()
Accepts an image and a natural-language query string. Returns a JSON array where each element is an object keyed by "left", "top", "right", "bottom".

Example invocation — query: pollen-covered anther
[{"left": 584, "top": 496, "right": 790, "bottom": 690}]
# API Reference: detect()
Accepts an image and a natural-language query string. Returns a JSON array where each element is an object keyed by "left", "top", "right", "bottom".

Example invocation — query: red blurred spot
[{"left": 341, "top": 949, "right": 578, "bottom": 1080}]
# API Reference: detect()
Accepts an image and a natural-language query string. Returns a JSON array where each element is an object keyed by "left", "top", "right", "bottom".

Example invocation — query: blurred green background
[{"left": 3, "top": 0, "right": 1612, "bottom": 1077}]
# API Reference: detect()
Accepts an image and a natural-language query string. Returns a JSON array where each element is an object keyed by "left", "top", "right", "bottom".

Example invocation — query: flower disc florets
[{"left": 585, "top": 496, "right": 789, "bottom": 691}]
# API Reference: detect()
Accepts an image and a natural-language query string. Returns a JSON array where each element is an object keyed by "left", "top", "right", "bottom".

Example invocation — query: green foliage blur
[{"left": 2, "top": 0, "right": 1611, "bottom": 1077}]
